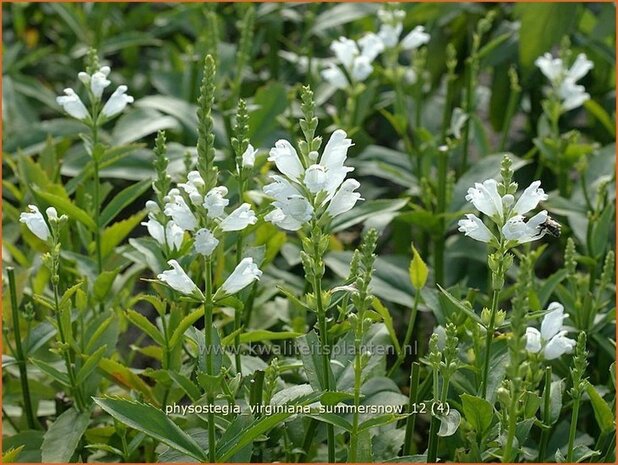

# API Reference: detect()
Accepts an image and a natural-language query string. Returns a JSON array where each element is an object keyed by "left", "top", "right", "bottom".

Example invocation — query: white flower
[
  {"left": 331, "top": 37, "right": 358, "bottom": 69},
  {"left": 465, "top": 179, "right": 503, "bottom": 218},
  {"left": 157, "top": 260, "right": 203, "bottom": 298},
  {"left": 164, "top": 191, "right": 198, "bottom": 231},
  {"left": 145, "top": 200, "right": 160, "bottom": 214},
  {"left": 268, "top": 140, "right": 304, "bottom": 181},
  {"left": 90, "top": 67, "right": 111, "bottom": 99},
  {"left": 56, "top": 88, "right": 89, "bottom": 120},
  {"left": 242, "top": 144, "right": 258, "bottom": 168},
  {"left": 321, "top": 64, "right": 348, "bottom": 90},
  {"left": 502, "top": 210, "right": 548, "bottom": 244},
  {"left": 303, "top": 129, "right": 353, "bottom": 196},
  {"left": 513, "top": 181, "right": 548, "bottom": 215},
  {"left": 19, "top": 205, "right": 51, "bottom": 241},
  {"left": 46, "top": 207, "right": 58, "bottom": 221},
  {"left": 378, "top": 23, "right": 403, "bottom": 48},
  {"left": 142, "top": 217, "right": 184, "bottom": 251},
  {"left": 535, "top": 52, "right": 593, "bottom": 111},
  {"left": 525, "top": 302, "right": 576, "bottom": 360},
  {"left": 358, "top": 33, "right": 384, "bottom": 62},
  {"left": 194, "top": 228, "right": 219, "bottom": 257},
  {"left": 203, "top": 186, "right": 229, "bottom": 219},
  {"left": 401, "top": 26, "right": 430, "bottom": 51},
  {"left": 179, "top": 171, "right": 205, "bottom": 197},
  {"left": 219, "top": 203, "right": 257, "bottom": 231},
  {"left": 326, "top": 179, "right": 362, "bottom": 217},
  {"left": 101, "top": 85, "right": 134, "bottom": 118},
  {"left": 457, "top": 214, "right": 495, "bottom": 243},
  {"left": 264, "top": 207, "right": 305, "bottom": 231},
  {"left": 219, "top": 257, "right": 262, "bottom": 296},
  {"left": 450, "top": 108, "right": 468, "bottom": 140}
]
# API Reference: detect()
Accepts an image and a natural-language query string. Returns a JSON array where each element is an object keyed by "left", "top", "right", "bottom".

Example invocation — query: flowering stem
[
  {"left": 566, "top": 396, "right": 581, "bottom": 462},
  {"left": 7, "top": 267, "right": 38, "bottom": 429},
  {"left": 434, "top": 147, "right": 449, "bottom": 285},
  {"left": 388, "top": 290, "right": 420, "bottom": 377},
  {"left": 90, "top": 116, "right": 104, "bottom": 314},
  {"left": 204, "top": 258, "right": 217, "bottom": 463},
  {"left": 480, "top": 287, "right": 500, "bottom": 399},
  {"left": 348, "top": 323, "right": 363, "bottom": 462},
  {"left": 403, "top": 362, "right": 421, "bottom": 455},
  {"left": 537, "top": 366, "right": 552, "bottom": 461},
  {"left": 233, "top": 178, "right": 246, "bottom": 374}
]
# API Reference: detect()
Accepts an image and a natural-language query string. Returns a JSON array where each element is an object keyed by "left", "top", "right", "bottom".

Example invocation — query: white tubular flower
[
  {"left": 525, "top": 302, "right": 576, "bottom": 360},
  {"left": 19, "top": 205, "right": 51, "bottom": 241},
  {"left": 326, "top": 179, "right": 362, "bottom": 217},
  {"left": 331, "top": 37, "right": 359, "bottom": 70},
  {"left": 351, "top": 55, "right": 373, "bottom": 82},
  {"left": 401, "top": 26, "right": 430, "bottom": 51},
  {"left": 219, "top": 203, "right": 257, "bottom": 231},
  {"left": 194, "top": 228, "right": 219, "bottom": 257},
  {"left": 568, "top": 53, "right": 594, "bottom": 81},
  {"left": 90, "top": 67, "right": 111, "bottom": 99},
  {"left": 142, "top": 217, "right": 184, "bottom": 251},
  {"left": 450, "top": 108, "right": 468, "bottom": 140},
  {"left": 513, "top": 181, "right": 548, "bottom": 215},
  {"left": 558, "top": 79, "right": 589, "bottom": 111},
  {"left": 56, "top": 88, "right": 89, "bottom": 120},
  {"left": 264, "top": 207, "right": 305, "bottom": 231},
  {"left": 321, "top": 64, "right": 348, "bottom": 90},
  {"left": 203, "top": 186, "right": 229, "bottom": 219},
  {"left": 535, "top": 53, "right": 563, "bottom": 81},
  {"left": 358, "top": 33, "right": 384, "bottom": 62},
  {"left": 378, "top": 23, "right": 403, "bottom": 48},
  {"left": 457, "top": 214, "right": 495, "bottom": 243},
  {"left": 164, "top": 192, "right": 198, "bottom": 231},
  {"left": 304, "top": 164, "right": 328, "bottom": 193},
  {"left": 179, "top": 171, "right": 205, "bottom": 196},
  {"left": 145, "top": 200, "right": 160, "bottom": 214},
  {"left": 101, "top": 85, "right": 134, "bottom": 118},
  {"left": 219, "top": 257, "right": 262, "bottom": 296},
  {"left": 157, "top": 260, "right": 203, "bottom": 298},
  {"left": 242, "top": 144, "right": 258, "bottom": 168},
  {"left": 465, "top": 179, "right": 503, "bottom": 218},
  {"left": 310, "top": 129, "right": 354, "bottom": 196},
  {"left": 502, "top": 210, "right": 548, "bottom": 244},
  {"left": 46, "top": 207, "right": 58, "bottom": 221},
  {"left": 268, "top": 140, "right": 304, "bottom": 181}
]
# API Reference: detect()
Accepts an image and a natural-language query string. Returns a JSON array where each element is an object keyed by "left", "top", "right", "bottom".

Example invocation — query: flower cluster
[
  {"left": 56, "top": 65, "right": 134, "bottom": 122},
  {"left": 535, "top": 52, "right": 593, "bottom": 112},
  {"left": 458, "top": 178, "right": 551, "bottom": 245},
  {"left": 321, "top": 8, "right": 430, "bottom": 89},
  {"left": 263, "top": 129, "right": 362, "bottom": 230},
  {"left": 525, "top": 302, "right": 576, "bottom": 360},
  {"left": 377, "top": 7, "right": 430, "bottom": 51},
  {"left": 143, "top": 170, "right": 261, "bottom": 298}
]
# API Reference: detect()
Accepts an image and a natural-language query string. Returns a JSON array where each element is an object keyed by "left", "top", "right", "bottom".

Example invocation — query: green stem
[
  {"left": 348, "top": 331, "right": 363, "bottom": 462},
  {"left": 460, "top": 58, "right": 476, "bottom": 175},
  {"left": 434, "top": 147, "right": 448, "bottom": 286},
  {"left": 427, "top": 372, "right": 449, "bottom": 462},
  {"left": 160, "top": 303, "right": 171, "bottom": 409},
  {"left": 204, "top": 259, "right": 216, "bottom": 463},
  {"left": 480, "top": 288, "right": 500, "bottom": 399},
  {"left": 388, "top": 290, "right": 421, "bottom": 377},
  {"left": 502, "top": 388, "right": 519, "bottom": 462},
  {"left": 91, "top": 121, "right": 104, "bottom": 314},
  {"left": 8, "top": 268, "right": 37, "bottom": 429},
  {"left": 566, "top": 396, "right": 581, "bottom": 462},
  {"left": 537, "top": 366, "right": 552, "bottom": 461},
  {"left": 233, "top": 178, "right": 245, "bottom": 374},
  {"left": 403, "top": 362, "right": 421, "bottom": 455}
]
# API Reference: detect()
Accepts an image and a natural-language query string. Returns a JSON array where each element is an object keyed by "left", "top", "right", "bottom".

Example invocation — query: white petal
[
  {"left": 321, "top": 64, "right": 349, "bottom": 89},
  {"left": 525, "top": 327, "right": 542, "bottom": 353},
  {"left": 567, "top": 53, "right": 593, "bottom": 82},
  {"left": 378, "top": 23, "right": 403, "bottom": 48},
  {"left": 401, "top": 26, "right": 430, "bottom": 50},
  {"left": 19, "top": 205, "right": 50, "bottom": 241},
  {"left": 165, "top": 221, "right": 184, "bottom": 251},
  {"left": 351, "top": 56, "right": 373, "bottom": 82},
  {"left": 264, "top": 207, "right": 304, "bottom": 231},
  {"left": 304, "top": 164, "right": 328, "bottom": 193},
  {"left": 219, "top": 203, "right": 257, "bottom": 232},
  {"left": 194, "top": 228, "right": 219, "bottom": 257},
  {"left": 268, "top": 140, "right": 304, "bottom": 180},
  {"left": 330, "top": 37, "right": 359, "bottom": 70},
  {"left": 458, "top": 214, "right": 495, "bottom": 243},
  {"left": 320, "top": 129, "right": 353, "bottom": 170},
  {"left": 157, "top": 260, "right": 201, "bottom": 297},
  {"left": 541, "top": 302, "right": 566, "bottom": 340},
  {"left": 465, "top": 179, "right": 503, "bottom": 218},
  {"left": 90, "top": 69, "right": 111, "bottom": 99},
  {"left": 242, "top": 144, "right": 258, "bottom": 168},
  {"left": 220, "top": 257, "right": 262, "bottom": 295},
  {"left": 358, "top": 32, "right": 384, "bottom": 61},
  {"left": 326, "top": 179, "right": 362, "bottom": 217},
  {"left": 535, "top": 53, "right": 563, "bottom": 82},
  {"left": 101, "top": 85, "right": 134, "bottom": 118},
  {"left": 56, "top": 88, "right": 89, "bottom": 120},
  {"left": 142, "top": 217, "right": 165, "bottom": 246},
  {"left": 543, "top": 332, "right": 576, "bottom": 360},
  {"left": 203, "top": 186, "right": 229, "bottom": 219},
  {"left": 164, "top": 194, "right": 198, "bottom": 231}
]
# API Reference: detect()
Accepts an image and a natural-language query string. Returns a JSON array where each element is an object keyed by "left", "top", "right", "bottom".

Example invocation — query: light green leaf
[
  {"left": 41, "top": 407, "right": 91, "bottom": 462},
  {"left": 409, "top": 244, "right": 428, "bottom": 290}
]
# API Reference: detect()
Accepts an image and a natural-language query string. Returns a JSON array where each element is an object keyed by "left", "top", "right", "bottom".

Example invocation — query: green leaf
[
  {"left": 358, "top": 413, "right": 408, "bottom": 432},
  {"left": 331, "top": 198, "right": 408, "bottom": 232},
  {"left": 437, "top": 284, "right": 485, "bottom": 327},
  {"left": 584, "top": 100, "right": 616, "bottom": 137},
  {"left": 515, "top": 3, "right": 580, "bottom": 73},
  {"left": 100, "top": 211, "right": 147, "bottom": 258},
  {"left": 2, "top": 446, "right": 24, "bottom": 463},
  {"left": 76, "top": 345, "right": 107, "bottom": 385},
  {"left": 372, "top": 298, "right": 401, "bottom": 356},
  {"left": 94, "top": 397, "right": 208, "bottom": 461},
  {"left": 97, "top": 358, "right": 154, "bottom": 402},
  {"left": 296, "top": 330, "right": 332, "bottom": 391},
  {"left": 99, "top": 179, "right": 151, "bottom": 227},
  {"left": 590, "top": 203, "right": 614, "bottom": 257},
  {"left": 34, "top": 188, "right": 97, "bottom": 231},
  {"left": 41, "top": 407, "right": 91, "bottom": 462},
  {"left": 168, "top": 307, "right": 204, "bottom": 349},
  {"left": 247, "top": 83, "right": 288, "bottom": 146},
  {"left": 238, "top": 330, "right": 302, "bottom": 344},
  {"left": 30, "top": 358, "right": 70, "bottom": 387},
  {"left": 215, "top": 391, "right": 322, "bottom": 461},
  {"left": 306, "top": 412, "right": 353, "bottom": 432},
  {"left": 585, "top": 382, "right": 615, "bottom": 434},
  {"left": 409, "top": 244, "right": 428, "bottom": 290},
  {"left": 167, "top": 370, "right": 201, "bottom": 402},
  {"left": 126, "top": 309, "right": 165, "bottom": 346},
  {"left": 460, "top": 393, "right": 493, "bottom": 434},
  {"left": 437, "top": 409, "right": 461, "bottom": 437},
  {"left": 93, "top": 268, "right": 121, "bottom": 302}
]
